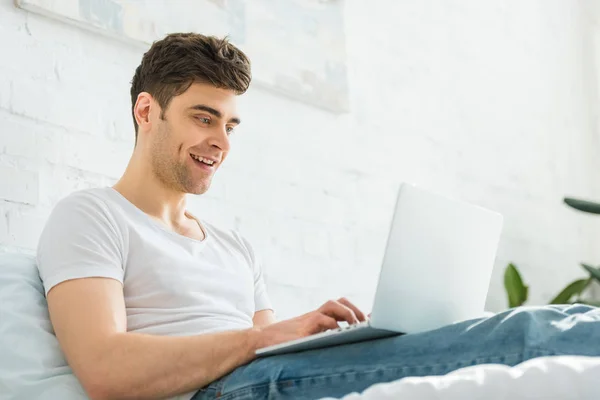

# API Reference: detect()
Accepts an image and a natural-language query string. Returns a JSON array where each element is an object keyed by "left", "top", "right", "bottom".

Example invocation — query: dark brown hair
[{"left": 130, "top": 33, "right": 252, "bottom": 142}]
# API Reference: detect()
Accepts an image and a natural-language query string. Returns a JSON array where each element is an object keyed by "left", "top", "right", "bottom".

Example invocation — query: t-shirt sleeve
[
  {"left": 252, "top": 258, "right": 273, "bottom": 313},
  {"left": 36, "top": 192, "right": 126, "bottom": 296},
  {"left": 237, "top": 234, "right": 273, "bottom": 313}
]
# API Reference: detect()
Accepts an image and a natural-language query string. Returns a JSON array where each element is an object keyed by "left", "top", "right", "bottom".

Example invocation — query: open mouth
[{"left": 190, "top": 154, "right": 216, "bottom": 168}]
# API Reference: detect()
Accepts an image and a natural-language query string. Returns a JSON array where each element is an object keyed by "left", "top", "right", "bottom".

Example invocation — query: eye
[
  {"left": 196, "top": 116, "right": 211, "bottom": 124},
  {"left": 226, "top": 126, "right": 235, "bottom": 135}
]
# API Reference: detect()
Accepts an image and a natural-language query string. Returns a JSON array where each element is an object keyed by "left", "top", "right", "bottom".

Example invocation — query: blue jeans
[{"left": 192, "top": 304, "right": 600, "bottom": 400}]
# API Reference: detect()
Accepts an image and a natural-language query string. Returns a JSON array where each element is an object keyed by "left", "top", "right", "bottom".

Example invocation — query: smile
[{"left": 190, "top": 154, "right": 216, "bottom": 165}]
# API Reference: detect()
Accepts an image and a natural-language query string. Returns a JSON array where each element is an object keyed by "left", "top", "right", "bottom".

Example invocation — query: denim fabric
[{"left": 192, "top": 304, "right": 600, "bottom": 400}]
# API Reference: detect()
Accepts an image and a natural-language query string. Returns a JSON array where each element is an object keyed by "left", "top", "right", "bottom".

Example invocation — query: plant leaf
[
  {"left": 549, "top": 278, "right": 591, "bottom": 304},
  {"left": 581, "top": 263, "right": 600, "bottom": 282},
  {"left": 504, "top": 263, "right": 528, "bottom": 308},
  {"left": 572, "top": 299, "right": 600, "bottom": 307},
  {"left": 564, "top": 198, "right": 600, "bottom": 214}
]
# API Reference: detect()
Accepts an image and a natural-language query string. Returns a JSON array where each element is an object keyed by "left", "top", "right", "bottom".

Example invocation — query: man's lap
[{"left": 193, "top": 304, "right": 600, "bottom": 400}]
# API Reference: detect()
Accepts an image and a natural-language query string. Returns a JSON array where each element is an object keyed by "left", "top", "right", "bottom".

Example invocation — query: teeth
[{"left": 191, "top": 154, "right": 215, "bottom": 165}]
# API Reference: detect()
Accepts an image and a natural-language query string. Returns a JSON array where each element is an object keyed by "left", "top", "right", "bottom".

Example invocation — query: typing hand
[{"left": 253, "top": 297, "right": 367, "bottom": 350}]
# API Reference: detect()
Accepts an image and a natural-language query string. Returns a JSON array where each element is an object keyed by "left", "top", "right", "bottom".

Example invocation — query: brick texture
[{"left": 1, "top": 0, "right": 600, "bottom": 316}]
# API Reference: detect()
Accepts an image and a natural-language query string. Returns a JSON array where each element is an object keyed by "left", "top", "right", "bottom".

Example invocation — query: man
[{"left": 37, "top": 33, "right": 600, "bottom": 400}]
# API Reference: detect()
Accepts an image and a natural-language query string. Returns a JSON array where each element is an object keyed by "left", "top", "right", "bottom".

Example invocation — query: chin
[{"left": 188, "top": 182, "right": 210, "bottom": 195}]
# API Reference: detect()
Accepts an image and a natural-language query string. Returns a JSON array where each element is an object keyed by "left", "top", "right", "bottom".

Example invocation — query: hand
[{"left": 252, "top": 297, "right": 367, "bottom": 351}]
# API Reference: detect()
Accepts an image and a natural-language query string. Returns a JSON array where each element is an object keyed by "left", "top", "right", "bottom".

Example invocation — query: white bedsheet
[{"left": 321, "top": 355, "right": 600, "bottom": 400}]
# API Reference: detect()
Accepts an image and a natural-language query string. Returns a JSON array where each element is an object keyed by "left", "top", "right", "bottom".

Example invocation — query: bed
[{"left": 2, "top": 252, "right": 597, "bottom": 400}]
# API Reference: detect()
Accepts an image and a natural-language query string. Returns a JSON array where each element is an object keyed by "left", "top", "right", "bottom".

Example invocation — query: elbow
[
  {"left": 86, "top": 387, "right": 112, "bottom": 400},
  {"left": 75, "top": 346, "right": 135, "bottom": 399},
  {"left": 79, "top": 369, "right": 131, "bottom": 400},
  {"left": 84, "top": 384, "right": 113, "bottom": 400},
  {"left": 85, "top": 383, "right": 137, "bottom": 400},
  {"left": 83, "top": 379, "right": 121, "bottom": 400}
]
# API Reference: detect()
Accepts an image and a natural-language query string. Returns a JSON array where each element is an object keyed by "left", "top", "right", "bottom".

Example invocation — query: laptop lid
[{"left": 369, "top": 183, "right": 504, "bottom": 334}]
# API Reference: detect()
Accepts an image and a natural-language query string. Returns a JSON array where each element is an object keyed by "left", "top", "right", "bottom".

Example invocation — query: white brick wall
[
  {"left": 0, "top": 165, "right": 38, "bottom": 204},
  {"left": 0, "top": 207, "right": 7, "bottom": 245},
  {"left": 2, "top": 0, "right": 600, "bottom": 320},
  {"left": 6, "top": 210, "right": 47, "bottom": 250}
]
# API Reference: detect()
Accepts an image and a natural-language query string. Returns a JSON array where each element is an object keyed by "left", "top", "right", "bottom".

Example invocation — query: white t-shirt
[{"left": 36, "top": 187, "right": 273, "bottom": 384}]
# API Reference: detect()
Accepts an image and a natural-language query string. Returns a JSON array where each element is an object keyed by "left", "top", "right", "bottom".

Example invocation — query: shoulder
[
  {"left": 50, "top": 188, "right": 124, "bottom": 223},
  {"left": 40, "top": 187, "right": 126, "bottom": 243},
  {"left": 37, "top": 188, "right": 127, "bottom": 293},
  {"left": 51, "top": 187, "right": 114, "bottom": 214}
]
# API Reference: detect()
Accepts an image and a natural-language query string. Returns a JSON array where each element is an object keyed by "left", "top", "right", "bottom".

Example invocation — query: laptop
[{"left": 255, "top": 182, "right": 504, "bottom": 357}]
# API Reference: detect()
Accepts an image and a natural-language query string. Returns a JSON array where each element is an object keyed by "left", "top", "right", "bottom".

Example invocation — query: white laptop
[{"left": 255, "top": 182, "right": 504, "bottom": 357}]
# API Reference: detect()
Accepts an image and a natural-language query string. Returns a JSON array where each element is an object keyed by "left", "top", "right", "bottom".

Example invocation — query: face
[{"left": 137, "top": 82, "right": 240, "bottom": 195}]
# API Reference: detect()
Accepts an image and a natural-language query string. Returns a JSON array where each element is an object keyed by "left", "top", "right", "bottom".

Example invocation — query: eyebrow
[{"left": 189, "top": 104, "right": 241, "bottom": 124}]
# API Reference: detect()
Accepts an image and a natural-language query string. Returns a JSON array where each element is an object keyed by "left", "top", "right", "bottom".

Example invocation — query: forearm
[{"left": 84, "top": 328, "right": 261, "bottom": 400}]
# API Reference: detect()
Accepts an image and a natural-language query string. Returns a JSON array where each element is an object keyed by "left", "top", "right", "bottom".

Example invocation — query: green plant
[
  {"left": 504, "top": 262, "right": 600, "bottom": 308},
  {"left": 504, "top": 263, "right": 528, "bottom": 308},
  {"left": 504, "top": 196, "right": 600, "bottom": 308}
]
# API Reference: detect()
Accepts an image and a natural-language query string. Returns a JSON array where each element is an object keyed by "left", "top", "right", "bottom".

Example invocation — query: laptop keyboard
[{"left": 333, "top": 321, "right": 369, "bottom": 333}]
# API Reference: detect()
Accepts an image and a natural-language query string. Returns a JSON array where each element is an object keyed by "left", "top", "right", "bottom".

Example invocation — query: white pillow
[
  {"left": 0, "top": 252, "right": 87, "bottom": 400},
  {"left": 322, "top": 355, "right": 600, "bottom": 400}
]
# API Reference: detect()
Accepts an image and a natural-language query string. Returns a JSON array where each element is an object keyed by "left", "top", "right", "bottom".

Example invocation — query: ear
[{"left": 133, "top": 92, "right": 153, "bottom": 132}]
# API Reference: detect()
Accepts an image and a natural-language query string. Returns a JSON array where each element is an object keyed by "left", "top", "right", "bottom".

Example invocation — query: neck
[{"left": 112, "top": 152, "right": 188, "bottom": 229}]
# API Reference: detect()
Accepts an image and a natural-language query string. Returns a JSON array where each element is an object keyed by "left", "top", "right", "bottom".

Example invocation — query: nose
[{"left": 207, "top": 125, "right": 231, "bottom": 153}]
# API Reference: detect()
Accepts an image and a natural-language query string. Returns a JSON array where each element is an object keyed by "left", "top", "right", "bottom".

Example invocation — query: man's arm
[
  {"left": 47, "top": 277, "right": 260, "bottom": 400},
  {"left": 253, "top": 309, "right": 277, "bottom": 328},
  {"left": 49, "top": 277, "right": 366, "bottom": 400}
]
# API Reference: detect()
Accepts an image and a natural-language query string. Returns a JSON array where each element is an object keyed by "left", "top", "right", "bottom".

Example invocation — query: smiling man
[
  {"left": 36, "top": 33, "right": 600, "bottom": 400},
  {"left": 36, "top": 33, "right": 367, "bottom": 400}
]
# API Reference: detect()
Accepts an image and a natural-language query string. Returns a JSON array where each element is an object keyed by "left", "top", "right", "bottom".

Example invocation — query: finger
[
  {"left": 309, "top": 313, "right": 339, "bottom": 334},
  {"left": 337, "top": 297, "right": 367, "bottom": 322},
  {"left": 319, "top": 300, "right": 359, "bottom": 324}
]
